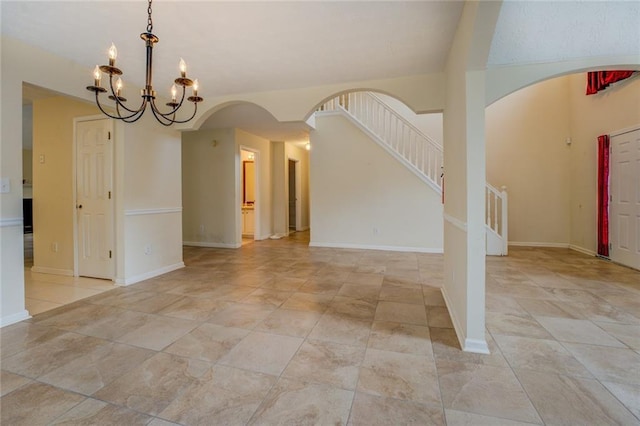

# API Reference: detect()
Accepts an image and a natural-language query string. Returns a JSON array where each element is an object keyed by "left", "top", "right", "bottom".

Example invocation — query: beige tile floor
[
  {"left": 23, "top": 234, "right": 117, "bottom": 315},
  {"left": 2, "top": 231, "right": 640, "bottom": 425}
]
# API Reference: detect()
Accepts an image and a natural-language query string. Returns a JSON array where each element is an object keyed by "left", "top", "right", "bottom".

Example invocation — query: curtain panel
[
  {"left": 587, "top": 71, "right": 635, "bottom": 95},
  {"left": 597, "top": 134, "right": 610, "bottom": 257}
]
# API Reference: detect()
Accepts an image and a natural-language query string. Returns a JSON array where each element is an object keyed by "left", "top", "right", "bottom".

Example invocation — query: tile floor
[
  {"left": 23, "top": 234, "right": 117, "bottom": 315},
  {"left": 2, "top": 231, "right": 640, "bottom": 425}
]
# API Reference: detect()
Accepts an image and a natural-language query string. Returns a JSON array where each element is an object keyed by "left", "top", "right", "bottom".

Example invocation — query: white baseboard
[
  {"left": 508, "top": 241, "right": 569, "bottom": 248},
  {"left": 463, "top": 338, "right": 490, "bottom": 354},
  {"left": 309, "top": 241, "right": 443, "bottom": 254},
  {"left": 1, "top": 310, "right": 31, "bottom": 327},
  {"left": 31, "top": 266, "right": 74, "bottom": 276},
  {"left": 569, "top": 244, "right": 596, "bottom": 257},
  {"left": 296, "top": 226, "right": 310, "bottom": 232},
  {"left": 508, "top": 242, "right": 596, "bottom": 258},
  {"left": 440, "top": 286, "right": 490, "bottom": 355},
  {"left": 115, "top": 262, "right": 185, "bottom": 286},
  {"left": 183, "top": 241, "right": 241, "bottom": 249}
]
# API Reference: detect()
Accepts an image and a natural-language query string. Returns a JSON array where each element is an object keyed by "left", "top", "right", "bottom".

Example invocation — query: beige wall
[
  {"left": 485, "top": 73, "right": 640, "bottom": 252},
  {"left": 486, "top": 76, "right": 572, "bottom": 245},
  {"left": 118, "top": 115, "right": 183, "bottom": 283},
  {"left": 568, "top": 73, "right": 640, "bottom": 253},
  {"left": 32, "top": 96, "right": 100, "bottom": 274},
  {"left": 182, "top": 128, "right": 237, "bottom": 247},
  {"left": 310, "top": 114, "right": 443, "bottom": 251}
]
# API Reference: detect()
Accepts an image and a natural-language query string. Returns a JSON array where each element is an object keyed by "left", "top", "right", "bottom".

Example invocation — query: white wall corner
[
  {"left": 463, "top": 338, "right": 490, "bottom": 354},
  {"left": 115, "top": 262, "right": 185, "bottom": 286},
  {"left": 440, "top": 286, "right": 490, "bottom": 355},
  {"left": 1, "top": 310, "right": 32, "bottom": 328}
]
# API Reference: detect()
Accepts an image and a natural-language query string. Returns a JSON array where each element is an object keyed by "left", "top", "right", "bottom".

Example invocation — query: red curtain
[
  {"left": 597, "top": 135, "right": 610, "bottom": 257},
  {"left": 587, "top": 71, "right": 635, "bottom": 95}
]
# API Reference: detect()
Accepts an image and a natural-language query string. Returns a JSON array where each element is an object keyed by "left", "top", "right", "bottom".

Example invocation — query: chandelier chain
[{"left": 147, "top": 0, "right": 153, "bottom": 33}]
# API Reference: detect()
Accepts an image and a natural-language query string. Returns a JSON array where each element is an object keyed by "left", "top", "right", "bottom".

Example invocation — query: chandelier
[{"left": 86, "top": 0, "right": 203, "bottom": 126}]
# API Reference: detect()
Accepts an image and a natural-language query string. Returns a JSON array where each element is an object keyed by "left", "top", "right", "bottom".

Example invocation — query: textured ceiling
[
  {"left": 9, "top": 1, "right": 638, "bottom": 141},
  {"left": 489, "top": 1, "right": 640, "bottom": 66},
  {"left": 2, "top": 1, "right": 463, "bottom": 98},
  {"left": 4, "top": 1, "right": 463, "bottom": 141}
]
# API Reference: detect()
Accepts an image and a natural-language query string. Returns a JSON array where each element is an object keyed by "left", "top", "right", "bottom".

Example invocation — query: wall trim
[
  {"left": 1, "top": 310, "right": 32, "bottom": 328},
  {"left": 30, "top": 266, "right": 74, "bottom": 276},
  {"left": 125, "top": 207, "right": 182, "bottom": 216},
  {"left": 309, "top": 241, "right": 443, "bottom": 254},
  {"left": 183, "top": 241, "right": 242, "bottom": 249},
  {"left": 463, "top": 338, "right": 491, "bottom": 354},
  {"left": 508, "top": 241, "right": 569, "bottom": 248},
  {"left": 443, "top": 213, "right": 467, "bottom": 232},
  {"left": 505, "top": 241, "right": 597, "bottom": 257},
  {"left": 569, "top": 244, "right": 596, "bottom": 257},
  {"left": 295, "top": 226, "right": 310, "bottom": 232},
  {"left": 610, "top": 124, "right": 640, "bottom": 138},
  {"left": 440, "top": 286, "right": 490, "bottom": 354},
  {"left": 115, "top": 262, "right": 185, "bottom": 286},
  {"left": 0, "top": 217, "right": 23, "bottom": 227}
]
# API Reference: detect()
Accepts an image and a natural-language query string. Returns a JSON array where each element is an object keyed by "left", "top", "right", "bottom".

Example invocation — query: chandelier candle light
[{"left": 86, "top": 0, "right": 203, "bottom": 126}]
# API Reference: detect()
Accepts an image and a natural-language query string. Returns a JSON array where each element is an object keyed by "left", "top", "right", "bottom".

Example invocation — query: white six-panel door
[
  {"left": 76, "top": 118, "right": 114, "bottom": 279},
  {"left": 610, "top": 127, "right": 640, "bottom": 270}
]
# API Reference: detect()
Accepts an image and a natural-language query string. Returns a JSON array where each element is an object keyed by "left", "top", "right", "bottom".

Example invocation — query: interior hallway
[{"left": 2, "top": 231, "right": 640, "bottom": 425}]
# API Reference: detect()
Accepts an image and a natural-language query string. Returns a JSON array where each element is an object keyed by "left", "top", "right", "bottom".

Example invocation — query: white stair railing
[
  {"left": 319, "top": 92, "right": 443, "bottom": 190},
  {"left": 317, "top": 92, "right": 508, "bottom": 255}
]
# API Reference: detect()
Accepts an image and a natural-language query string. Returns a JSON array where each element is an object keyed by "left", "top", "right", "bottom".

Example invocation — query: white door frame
[
  {"left": 73, "top": 115, "right": 115, "bottom": 278},
  {"left": 609, "top": 124, "right": 640, "bottom": 270},
  {"left": 238, "top": 146, "right": 260, "bottom": 242}
]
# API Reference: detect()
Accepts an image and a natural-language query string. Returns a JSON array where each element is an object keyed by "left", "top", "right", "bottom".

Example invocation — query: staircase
[{"left": 316, "top": 92, "right": 508, "bottom": 256}]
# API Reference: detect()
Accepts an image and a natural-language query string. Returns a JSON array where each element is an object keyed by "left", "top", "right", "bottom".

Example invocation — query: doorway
[
  {"left": 288, "top": 159, "right": 297, "bottom": 231},
  {"left": 75, "top": 117, "right": 115, "bottom": 279},
  {"left": 241, "top": 148, "right": 258, "bottom": 240},
  {"left": 287, "top": 159, "right": 302, "bottom": 232},
  {"left": 609, "top": 126, "right": 640, "bottom": 269}
]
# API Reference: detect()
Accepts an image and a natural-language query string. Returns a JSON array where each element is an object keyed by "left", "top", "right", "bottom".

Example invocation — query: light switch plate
[{"left": 0, "top": 178, "right": 10, "bottom": 193}]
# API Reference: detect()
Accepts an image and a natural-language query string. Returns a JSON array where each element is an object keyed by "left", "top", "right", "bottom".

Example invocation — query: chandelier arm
[
  {"left": 148, "top": 104, "right": 177, "bottom": 127},
  {"left": 94, "top": 91, "right": 148, "bottom": 122},
  {"left": 115, "top": 101, "right": 146, "bottom": 123},
  {"left": 171, "top": 102, "right": 199, "bottom": 124},
  {"left": 120, "top": 109, "right": 148, "bottom": 123},
  {"left": 158, "top": 102, "right": 199, "bottom": 125},
  {"left": 149, "top": 86, "right": 187, "bottom": 118},
  {"left": 94, "top": 91, "right": 135, "bottom": 120},
  {"left": 107, "top": 75, "right": 145, "bottom": 115}
]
